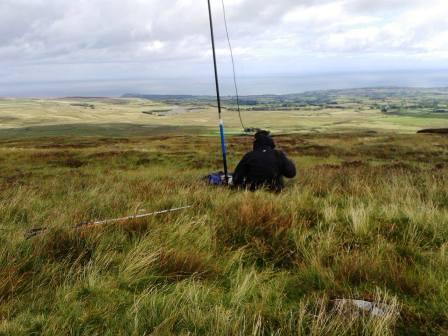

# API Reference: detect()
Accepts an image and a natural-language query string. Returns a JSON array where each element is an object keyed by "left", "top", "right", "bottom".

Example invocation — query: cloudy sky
[{"left": 1, "top": 0, "right": 448, "bottom": 95}]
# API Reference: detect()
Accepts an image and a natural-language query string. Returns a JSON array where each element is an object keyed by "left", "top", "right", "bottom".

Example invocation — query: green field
[
  {"left": 0, "top": 88, "right": 448, "bottom": 335},
  {"left": 1, "top": 88, "right": 447, "bottom": 137}
]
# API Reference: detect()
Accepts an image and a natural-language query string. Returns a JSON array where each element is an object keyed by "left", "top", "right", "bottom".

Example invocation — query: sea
[{"left": 1, "top": 70, "right": 448, "bottom": 98}]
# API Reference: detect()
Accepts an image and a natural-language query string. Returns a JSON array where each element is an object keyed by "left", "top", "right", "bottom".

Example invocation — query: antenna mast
[{"left": 207, "top": 0, "right": 229, "bottom": 183}]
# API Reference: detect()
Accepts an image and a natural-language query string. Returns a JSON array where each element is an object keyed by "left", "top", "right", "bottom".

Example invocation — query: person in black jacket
[{"left": 233, "top": 131, "right": 296, "bottom": 191}]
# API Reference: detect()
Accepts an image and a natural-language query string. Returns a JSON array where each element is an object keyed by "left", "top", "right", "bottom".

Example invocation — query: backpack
[{"left": 205, "top": 172, "right": 233, "bottom": 186}]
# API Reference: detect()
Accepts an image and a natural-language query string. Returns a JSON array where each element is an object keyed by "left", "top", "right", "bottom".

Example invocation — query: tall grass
[{"left": 0, "top": 133, "right": 447, "bottom": 335}]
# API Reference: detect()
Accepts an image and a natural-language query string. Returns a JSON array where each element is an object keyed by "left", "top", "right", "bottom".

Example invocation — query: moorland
[{"left": 0, "top": 88, "right": 447, "bottom": 335}]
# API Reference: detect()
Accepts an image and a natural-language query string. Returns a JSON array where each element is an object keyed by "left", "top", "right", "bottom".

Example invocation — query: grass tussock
[
  {"left": 0, "top": 133, "right": 447, "bottom": 335},
  {"left": 216, "top": 194, "right": 296, "bottom": 267},
  {"left": 33, "top": 229, "right": 94, "bottom": 264},
  {"left": 0, "top": 253, "right": 33, "bottom": 302}
]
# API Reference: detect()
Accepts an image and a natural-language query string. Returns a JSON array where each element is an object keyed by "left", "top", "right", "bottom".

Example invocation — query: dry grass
[
  {"left": 0, "top": 133, "right": 447, "bottom": 335},
  {"left": 216, "top": 195, "right": 296, "bottom": 267}
]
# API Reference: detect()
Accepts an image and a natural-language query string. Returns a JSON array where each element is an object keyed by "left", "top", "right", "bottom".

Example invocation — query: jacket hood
[{"left": 253, "top": 133, "right": 275, "bottom": 150}]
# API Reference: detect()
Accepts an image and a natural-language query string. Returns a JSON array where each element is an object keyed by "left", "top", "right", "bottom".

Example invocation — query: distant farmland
[{"left": 1, "top": 87, "right": 447, "bottom": 138}]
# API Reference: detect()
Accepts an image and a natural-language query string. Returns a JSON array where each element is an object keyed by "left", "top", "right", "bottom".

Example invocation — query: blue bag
[{"left": 205, "top": 172, "right": 233, "bottom": 186}]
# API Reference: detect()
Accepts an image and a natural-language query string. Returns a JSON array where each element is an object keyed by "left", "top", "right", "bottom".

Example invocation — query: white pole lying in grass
[
  {"left": 25, "top": 205, "right": 192, "bottom": 239},
  {"left": 75, "top": 205, "right": 192, "bottom": 228}
]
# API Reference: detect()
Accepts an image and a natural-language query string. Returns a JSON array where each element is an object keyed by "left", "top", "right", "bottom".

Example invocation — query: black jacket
[{"left": 233, "top": 135, "right": 296, "bottom": 191}]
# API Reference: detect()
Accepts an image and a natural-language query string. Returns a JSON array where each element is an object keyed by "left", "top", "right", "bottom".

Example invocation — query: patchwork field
[{"left": 1, "top": 88, "right": 447, "bottom": 138}]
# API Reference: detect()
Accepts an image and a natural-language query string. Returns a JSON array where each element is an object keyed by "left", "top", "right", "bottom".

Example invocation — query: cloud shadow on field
[{"left": 0, "top": 123, "right": 211, "bottom": 139}]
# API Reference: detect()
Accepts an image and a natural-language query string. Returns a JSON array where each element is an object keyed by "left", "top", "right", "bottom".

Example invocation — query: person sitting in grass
[{"left": 233, "top": 130, "right": 296, "bottom": 191}]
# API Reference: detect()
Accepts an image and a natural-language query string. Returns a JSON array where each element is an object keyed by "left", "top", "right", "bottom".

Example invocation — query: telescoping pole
[{"left": 207, "top": 0, "right": 229, "bottom": 183}]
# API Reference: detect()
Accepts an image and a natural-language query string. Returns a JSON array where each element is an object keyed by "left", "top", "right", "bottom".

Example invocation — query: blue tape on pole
[{"left": 219, "top": 123, "right": 227, "bottom": 160}]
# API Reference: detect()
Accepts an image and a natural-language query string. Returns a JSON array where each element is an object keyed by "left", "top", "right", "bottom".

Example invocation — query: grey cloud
[
  {"left": 0, "top": 0, "right": 447, "bottom": 84},
  {"left": 345, "top": 0, "right": 427, "bottom": 13}
]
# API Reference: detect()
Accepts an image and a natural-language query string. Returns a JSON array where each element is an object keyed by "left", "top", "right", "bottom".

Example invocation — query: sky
[{"left": 1, "top": 0, "right": 448, "bottom": 95}]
